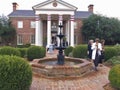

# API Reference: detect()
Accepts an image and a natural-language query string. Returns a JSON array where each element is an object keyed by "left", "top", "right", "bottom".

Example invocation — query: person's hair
[
  {"left": 89, "top": 39, "right": 94, "bottom": 44},
  {"left": 101, "top": 39, "right": 105, "bottom": 43},
  {"left": 95, "top": 38, "right": 100, "bottom": 42}
]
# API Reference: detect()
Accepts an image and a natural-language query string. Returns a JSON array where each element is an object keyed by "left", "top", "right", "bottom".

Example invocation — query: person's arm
[
  {"left": 98, "top": 43, "right": 102, "bottom": 51},
  {"left": 91, "top": 43, "right": 96, "bottom": 50}
]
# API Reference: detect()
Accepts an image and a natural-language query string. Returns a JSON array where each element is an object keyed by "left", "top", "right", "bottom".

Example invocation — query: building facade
[{"left": 8, "top": 0, "right": 93, "bottom": 47}]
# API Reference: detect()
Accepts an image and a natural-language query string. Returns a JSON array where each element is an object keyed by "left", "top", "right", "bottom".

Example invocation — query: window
[
  {"left": 17, "top": 35, "right": 23, "bottom": 45},
  {"left": 74, "top": 22, "right": 77, "bottom": 29},
  {"left": 74, "top": 35, "right": 77, "bottom": 45},
  {"left": 30, "top": 35, "right": 35, "bottom": 44},
  {"left": 17, "top": 21, "right": 23, "bottom": 28},
  {"left": 31, "top": 21, "right": 35, "bottom": 28}
]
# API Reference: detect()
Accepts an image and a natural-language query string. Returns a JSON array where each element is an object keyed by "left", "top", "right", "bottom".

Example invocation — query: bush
[
  {"left": 64, "top": 46, "right": 73, "bottom": 56},
  {"left": 17, "top": 43, "right": 31, "bottom": 48},
  {"left": 27, "top": 46, "right": 46, "bottom": 61},
  {"left": 109, "top": 64, "right": 120, "bottom": 89},
  {"left": 0, "top": 46, "right": 21, "bottom": 56},
  {"left": 73, "top": 45, "right": 87, "bottom": 58},
  {"left": 114, "top": 45, "right": 120, "bottom": 56},
  {"left": 105, "top": 56, "right": 120, "bottom": 66},
  {"left": 0, "top": 55, "right": 32, "bottom": 90},
  {"left": 17, "top": 48, "right": 28, "bottom": 58},
  {"left": 104, "top": 47, "right": 117, "bottom": 61}
]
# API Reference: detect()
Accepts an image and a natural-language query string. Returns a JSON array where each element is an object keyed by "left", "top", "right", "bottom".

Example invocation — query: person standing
[
  {"left": 87, "top": 39, "right": 94, "bottom": 61},
  {"left": 91, "top": 38, "right": 102, "bottom": 71},
  {"left": 99, "top": 39, "right": 105, "bottom": 64}
]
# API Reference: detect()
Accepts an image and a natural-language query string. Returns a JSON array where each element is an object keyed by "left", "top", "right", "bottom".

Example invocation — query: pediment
[{"left": 32, "top": 0, "right": 77, "bottom": 11}]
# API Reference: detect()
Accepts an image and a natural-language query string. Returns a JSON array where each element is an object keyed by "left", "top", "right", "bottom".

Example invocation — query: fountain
[
  {"left": 55, "top": 23, "right": 66, "bottom": 65},
  {"left": 31, "top": 24, "right": 93, "bottom": 79}
]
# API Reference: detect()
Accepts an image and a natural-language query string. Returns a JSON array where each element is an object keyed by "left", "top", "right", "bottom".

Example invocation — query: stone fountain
[{"left": 31, "top": 24, "right": 93, "bottom": 79}]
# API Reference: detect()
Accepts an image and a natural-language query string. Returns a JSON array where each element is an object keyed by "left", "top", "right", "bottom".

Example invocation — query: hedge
[
  {"left": 0, "top": 55, "right": 32, "bottom": 90},
  {"left": 105, "top": 56, "right": 120, "bottom": 66},
  {"left": 27, "top": 46, "right": 46, "bottom": 61},
  {"left": 17, "top": 48, "right": 28, "bottom": 58},
  {"left": 73, "top": 45, "right": 87, "bottom": 58},
  {"left": 104, "top": 47, "right": 117, "bottom": 61},
  {"left": 109, "top": 64, "right": 120, "bottom": 89},
  {"left": 0, "top": 46, "right": 21, "bottom": 56},
  {"left": 64, "top": 46, "right": 73, "bottom": 56},
  {"left": 114, "top": 45, "right": 120, "bottom": 56}
]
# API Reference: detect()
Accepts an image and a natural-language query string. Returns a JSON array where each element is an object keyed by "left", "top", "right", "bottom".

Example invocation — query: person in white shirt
[{"left": 91, "top": 38, "right": 102, "bottom": 71}]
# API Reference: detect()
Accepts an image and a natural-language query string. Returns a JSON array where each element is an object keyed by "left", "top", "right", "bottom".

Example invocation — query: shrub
[
  {"left": 0, "top": 46, "right": 21, "bottom": 56},
  {"left": 0, "top": 55, "right": 32, "bottom": 90},
  {"left": 27, "top": 46, "right": 46, "bottom": 61},
  {"left": 17, "top": 48, "right": 28, "bottom": 58},
  {"left": 104, "top": 47, "right": 117, "bottom": 61},
  {"left": 114, "top": 45, "right": 120, "bottom": 56},
  {"left": 64, "top": 46, "right": 73, "bottom": 56},
  {"left": 109, "top": 64, "right": 120, "bottom": 89},
  {"left": 40, "top": 46, "right": 46, "bottom": 58},
  {"left": 73, "top": 45, "right": 87, "bottom": 58},
  {"left": 17, "top": 43, "right": 31, "bottom": 48},
  {"left": 105, "top": 56, "right": 120, "bottom": 66}
]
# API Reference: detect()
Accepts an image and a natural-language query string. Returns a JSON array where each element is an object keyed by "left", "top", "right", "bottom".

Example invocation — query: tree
[
  {"left": 0, "top": 15, "right": 16, "bottom": 46},
  {"left": 82, "top": 14, "right": 120, "bottom": 45}
]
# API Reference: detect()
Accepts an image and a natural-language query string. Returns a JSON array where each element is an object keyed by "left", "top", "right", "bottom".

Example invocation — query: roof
[
  {"left": 8, "top": 10, "right": 35, "bottom": 17},
  {"left": 8, "top": 10, "right": 92, "bottom": 18},
  {"left": 75, "top": 11, "right": 93, "bottom": 18},
  {"left": 32, "top": 0, "right": 77, "bottom": 11}
]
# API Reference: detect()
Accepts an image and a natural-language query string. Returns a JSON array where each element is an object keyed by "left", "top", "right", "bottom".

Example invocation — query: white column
[
  {"left": 66, "top": 20, "right": 70, "bottom": 46},
  {"left": 57, "top": 15, "right": 63, "bottom": 46},
  {"left": 35, "top": 15, "right": 42, "bottom": 46},
  {"left": 40, "top": 21, "right": 43, "bottom": 46},
  {"left": 70, "top": 15, "right": 74, "bottom": 47},
  {"left": 47, "top": 15, "right": 51, "bottom": 47}
]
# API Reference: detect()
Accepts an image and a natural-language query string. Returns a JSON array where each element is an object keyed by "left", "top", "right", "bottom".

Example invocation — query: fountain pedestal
[{"left": 55, "top": 24, "right": 66, "bottom": 65}]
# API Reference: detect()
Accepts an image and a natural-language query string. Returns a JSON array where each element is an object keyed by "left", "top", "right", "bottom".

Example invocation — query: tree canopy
[
  {"left": 0, "top": 15, "right": 16, "bottom": 46},
  {"left": 82, "top": 14, "right": 120, "bottom": 45}
]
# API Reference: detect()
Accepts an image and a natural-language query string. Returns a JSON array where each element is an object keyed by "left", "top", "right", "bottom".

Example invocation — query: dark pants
[
  {"left": 93, "top": 52, "right": 100, "bottom": 67},
  {"left": 99, "top": 51, "right": 104, "bottom": 63}
]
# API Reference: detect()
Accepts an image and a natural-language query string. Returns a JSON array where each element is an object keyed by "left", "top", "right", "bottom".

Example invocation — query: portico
[{"left": 32, "top": 0, "right": 77, "bottom": 47}]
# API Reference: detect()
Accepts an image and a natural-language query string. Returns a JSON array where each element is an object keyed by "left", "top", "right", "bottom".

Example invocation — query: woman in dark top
[{"left": 87, "top": 40, "right": 94, "bottom": 60}]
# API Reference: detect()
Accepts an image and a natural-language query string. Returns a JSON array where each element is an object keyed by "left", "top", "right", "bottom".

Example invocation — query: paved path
[{"left": 30, "top": 50, "right": 110, "bottom": 90}]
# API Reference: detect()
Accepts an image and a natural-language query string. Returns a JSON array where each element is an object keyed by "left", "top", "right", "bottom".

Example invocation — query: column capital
[
  {"left": 47, "top": 14, "right": 51, "bottom": 21},
  {"left": 70, "top": 15, "right": 74, "bottom": 21},
  {"left": 59, "top": 15, "right": 63, "bottom": 21},
  {"left": 35, "top": 15, "right": 40, "bottom": 21}
]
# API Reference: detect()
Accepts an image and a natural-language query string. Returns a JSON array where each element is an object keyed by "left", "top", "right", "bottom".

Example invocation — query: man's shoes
[{"left": 93, "top": 66, "right": 98, "bottom": 71}]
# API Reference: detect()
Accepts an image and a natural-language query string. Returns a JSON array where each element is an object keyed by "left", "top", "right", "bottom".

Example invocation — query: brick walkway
[{"left": 30, "top": 50, "right": 110, "bottom": 90}]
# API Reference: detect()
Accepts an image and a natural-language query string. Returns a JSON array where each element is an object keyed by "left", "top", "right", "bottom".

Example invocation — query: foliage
[
  {"left": 73, "top": 45, "right": 87, "bottom": 58},
  {"left": 17, "top": 43, "right": 31, "bottom": 48},
  {"left": 0, "top": 46, "right": 21, "bottom": 56},
  {"left": 17, "top": 48, "right": 28, "bottom": 58},
  {"left": 114, "top": 45, "right": 120, "bottom": 56},
  {"left": 64, "top": 46, "right": 73, "bottom": 56},
  {"left": 27, "top": 46, "right": 46, "bottom": 61},
  {"left": 82, "top": 14, "right": 120, "bottom": 44},
  {"left": 0, "top": 15, "right": 16, "bottom": 45},
  {"left": 109, "top": 64, "right": 120, "bottom": 89},
  {"left": 0, "top": 55, "right": 32, "bottom": 90},
  {"left": 104, "top": 47, "right": 117, "bottom": 61},
  {"left": 105, "top": 56, "right": 120, "bottom": 66}
]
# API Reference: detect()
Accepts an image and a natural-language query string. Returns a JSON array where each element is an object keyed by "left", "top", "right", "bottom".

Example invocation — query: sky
[{"left": 0, "top": 0, "right": 120, "bottom": 19}]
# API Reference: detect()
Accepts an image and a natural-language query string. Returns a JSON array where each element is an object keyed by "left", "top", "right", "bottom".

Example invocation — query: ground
[{"left": 29, "top": 50, "right": 115, "bottom": 90}]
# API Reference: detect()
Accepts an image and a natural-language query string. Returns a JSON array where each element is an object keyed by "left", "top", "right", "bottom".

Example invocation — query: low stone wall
[{"left": 31, "top": 57, "right": 93, "bottom": 78}]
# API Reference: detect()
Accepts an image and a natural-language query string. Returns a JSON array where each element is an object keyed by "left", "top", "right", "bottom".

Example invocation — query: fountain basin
[{"left": 31, "top": 57, "right": 93, "bottom": 79}]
